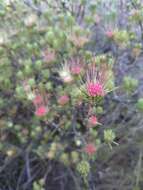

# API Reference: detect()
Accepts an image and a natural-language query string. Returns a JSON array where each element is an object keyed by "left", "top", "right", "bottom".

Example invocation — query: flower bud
[
  {"left": 58, "top": 95, "right": 69, "bottom": 106},
  {"left": 28, "top": 78, "right": 35, "bottom": 87},
  {"left": 27, "top": 92, "right": 35, "bottom": 100},
  {"left": 104, "top": 129, "right": 115, "bottom": 143},
  {"left": 77, "top": 161, "right": 90, "bottom": 177},
  {"left": 24, "top": 65, "right": 32, "bottom": 75},
  {"left": 35, "top": 60, "right": 43, "bottom": 70},
  {"left": 16, "top": 71, "right": 24, "bottom": 79},
  {"left": 46, "top": 31, "right": 55, "bottom": 44},
  {"left": 71, "top": 151, "right": 79, "bottom": 163},
  {"left": 60, "top": 153, "right": 69, "bottom": 165}
]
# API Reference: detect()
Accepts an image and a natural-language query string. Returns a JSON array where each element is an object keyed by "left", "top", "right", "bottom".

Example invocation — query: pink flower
[
  {"left": 35, "top": 106, "right": 47, "bottom": 117},
  {"left": 33, "top": 95, "right": 43, "bottom": 106},
  {"left": 81, "top": 64, "right": 111, "bottom": 98},
  {"left": 43, "top": 49, "right": 56, "bottom": 63},
  {"left": 87, "top": 82, "right": 104, "bottom": 97},
  {"left": 84, "top": 143, "right": 96, "bottom": 156},
  {"left": 88, "top": 115, "right": 98, "bottom": 126},
  {"left": 69, "top": 57, "right": 83, "bottom": 75},
  {"left": 58, "top": 95, "right": 69, "bottom": 105},
  {"left": 106, "top": 30, "right": 114, "bottom": 38},
  {"left": 70, "top": 66, "right": 82, "bottom": 75}
]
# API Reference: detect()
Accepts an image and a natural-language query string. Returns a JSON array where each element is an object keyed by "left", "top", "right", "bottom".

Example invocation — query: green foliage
[
  {"left": 137, "top": 98, "right": 143, "bottom": 112},
  {"left": 0, "top": 0, "right": 142, "bottom": 189},
  {"left": 123, "top": 76, "right": 138, "bottom": 93}
]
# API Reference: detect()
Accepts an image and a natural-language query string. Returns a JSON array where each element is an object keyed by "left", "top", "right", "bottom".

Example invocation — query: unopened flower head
[
  {"left": 59, "top": 62, "right": 73, "bottom": 83},
  {"left": 88, "top": 115, "right": 98, "bottom": 126},
  {"left": 22, "top": 80, "right": 34, "bottom": 99},
  {"left": 22, "top": 80, "right": 31, "bottom": 94},
  {"left": 106, "top": 30, "right": 114, "bottom": 38},
  {"left": 33, "top": 95, "right": 43, "bottom": 106},
  {"left": 58, "top": 95, "right": 69, "bottom": 105},
  {"left": 32, "top": 89, "right": 49, "bottom": 117},
  {"left": 43, "top": 49, "right": 56, "bottom": 63},
  {"left": 68, "top": 57, "right": 83, "bottom": 75}
]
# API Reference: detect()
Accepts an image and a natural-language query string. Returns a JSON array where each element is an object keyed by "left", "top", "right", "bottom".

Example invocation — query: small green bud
[
  {"left": 123, "top": 76, "right": 138, "bottom": 92},
  {"left": 46, "top": 82, "right": 52, "bottom": 90},
  {"left": 96, "top": 106, "right": 103, "bottom": 114},
  {"left": 137, "top": 98, "right": 143, "bottom": 111},
  {"left": 106, "top": 79, "right": 115, "bottom": 91},
  {"left": 66, "top": 13, "right": 75, "bottom": 25},
  {"left": 26, "top": 43, "right": 33, "bottom": 51},
  {"left": 31, "top": 131, "right": 36, "bottom": 138},
  {"left": 60, "top": 153, "right": 69, "bottom": 165},
  {"left": 35, "top": 60, "right": 42, "bottom": 70},
  {"left": 28, "top": 78, "right": 35, "bottom": 87},
  {"left": 14, "top": 125, "right": 21, "bottom": 131},
  {"left": 16, "top": 86, "right": 25, "bottom": 97},
  {"left": 75, "top": 139, "right": 82, "bottom": 147},
  {"left": 7, "top": 121, "right": 13, "bottom": 128},
  {"left": 84, "top": 15, "right": 94, "bottom": 24},
  {"left": 53, "top": 39, "right": 61, "bottom": 49},
  {"left": 33, "top": 42, "right": 38, "bottom": 50},
  {"left": 41, "top": 69, "right": 50, "bottom": 79},
  {"left": 45, "top": 31, "right": 55, "bottom": 44},
  {"left": 84, "top": 51, "right": 92, "bottom": 61},
  {"left": 104, "top": 129, "right": 115, "bottom": 143},
  {"left": 44, "top": 132, "right": 50, "bottom": 141},
  {"left": 89, "top": 128, "right": 98, "bottom": 137},
  {"left": 71, "top": 151, "right": 79, "bottom": 163},
  {"left": 96, "top": 139, "right": 101, "bottom": 145},
  {"left": 35, "top": 126, "right": 42, "bottom": 133},
  {"left": 24, "top": 65, "right": 32, "bottom": 75},
  {"left": 27, "top": 92, "right": 35, "bottom": 100},
  {"left": 77, "top": 160, "right": 90, "bottom": 177},
  {"left": 17, "top": 71, "right": 24, "bottom": 79}
]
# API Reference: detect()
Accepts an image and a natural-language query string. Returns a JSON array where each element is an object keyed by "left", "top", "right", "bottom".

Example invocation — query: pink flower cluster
[
  {"left": 35, "top": 105, "right": 47, "bottom": 117},
  {"left": 69, "top": 57, "right": 83, "bottom": 75},
  {"left": 84, "top": 64, "right": 107, "bottom": 98},
  {"left": 58, "top": 95, "right": 69, "bottom": 106},
  {"left": 84, "top": 143, "right": 96, "bottom": 156},
  {"left": 88, "top": 115, "right": 98, "bottom": 126},
  {"left": 106, "top": 30, "right": 114, "bottom": 38},
  {"left": 87, "top": 82, "right": 104, "bottom": 97},
  {"left": 33, "top": 94, "right": 48, "bottom": 117}
]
